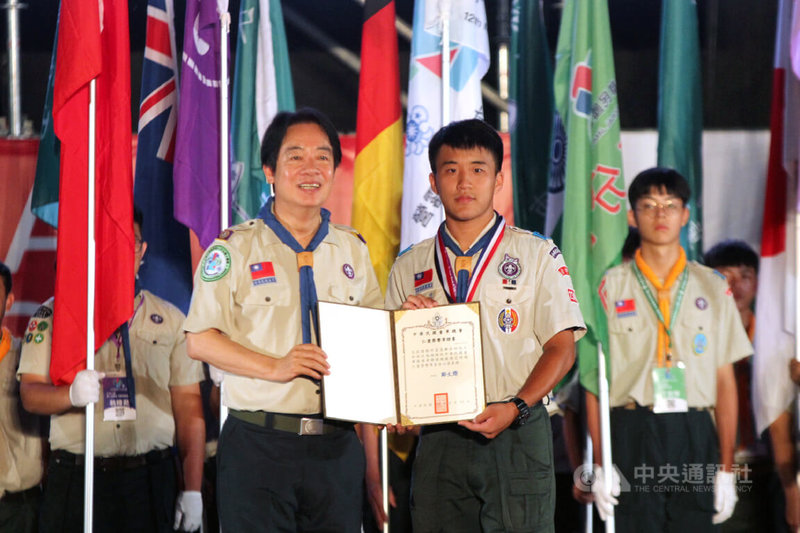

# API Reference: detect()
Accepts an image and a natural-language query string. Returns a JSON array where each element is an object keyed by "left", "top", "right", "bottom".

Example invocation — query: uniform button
[
  {"left": 315, "top": 389, "right": 321, "bottom": 395},
  {"left": 116, "top": 424, "right": 121, "bottom": 428},
  {"left": 265, "top": 296, "right": 271, "bottom": 302},
  {"left": 506, "top": 298, "right": 512, "bottom": 304},
  {"left": 152, "top": 340, "right": 157, "bottom": 344},
  {"left": 627, "top": 327, "right": 633, "bottom": 332},
  {"left": 349, "top": 296, "right": 354, "bottom": 301}
]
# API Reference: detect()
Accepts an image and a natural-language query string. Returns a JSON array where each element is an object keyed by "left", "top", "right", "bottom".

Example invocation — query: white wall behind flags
[{"left": 621, "top": 130, "right": 770, "bottom": 255}]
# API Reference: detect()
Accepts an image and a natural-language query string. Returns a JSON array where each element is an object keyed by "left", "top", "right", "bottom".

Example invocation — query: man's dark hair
[
  {"left": 704, "top": 240, "right": 759, "bottom": 273},
  {"left": 628, "top": 167, "right": 691, "bottom": 207},
  {"left": 133, "top": 205, "right": 143, "bottom": 231},
  {"left": 260, "top": 108, "right": 342, "bottom": 172},
  {"left": 0, "top": 261, "right": 11, "bottom": 296},
  {"left": 622, "top": 227, "right": 640, "bottom": 262},
  {"left": 428, "top": 119, "right": 503, "bottom": 175}
]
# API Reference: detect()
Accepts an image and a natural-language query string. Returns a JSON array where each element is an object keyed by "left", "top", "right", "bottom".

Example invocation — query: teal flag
[
  {"left": 231, "top": 0, "right": 295, "bottom": 224},
  {"left": 509, "top": 0, "right": 554, "bottom": 233},
  {"left": 32, "top": 25, "right": 60, "bottom": 228},
  {"left": 657, "top": 0, "right": 703, "bottom": 259},
  {"left": 554, "top": 0, "right": 628, "bottom": 395}
]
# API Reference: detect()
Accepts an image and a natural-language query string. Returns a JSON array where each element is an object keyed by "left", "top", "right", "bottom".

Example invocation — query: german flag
[{"left": 352, "top": 0, "right": 403, "bottom": 293}]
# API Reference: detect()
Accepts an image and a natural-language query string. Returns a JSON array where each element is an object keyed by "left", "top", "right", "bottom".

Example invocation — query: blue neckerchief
[
  {"left": 119, "top": 322, "right": 136, "bottom": 409},
  {"left": 437, "top": 214, "right": 504, "bottom": 303},
  {"left": 258, "top": 197, "right": 331, "bottom": 344}
]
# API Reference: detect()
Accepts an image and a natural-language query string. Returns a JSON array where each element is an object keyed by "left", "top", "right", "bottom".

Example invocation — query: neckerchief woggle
[
  {"left": 435, "top": 214, "right": 505, "bottom": 303},
  {"left": 259, "top": 196, "right": 330, "bottom": 344},
  {"left": 631, "top": 249, "right": 689, "bottom": 369}
]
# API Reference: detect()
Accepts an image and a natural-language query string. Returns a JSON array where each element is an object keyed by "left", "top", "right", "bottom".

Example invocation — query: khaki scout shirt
[
  {"left": 601, "top": 261, "right": 752, "bottom": 408},
  {"left": 17, "top": 293, "right": 204, "bottom": 456},
  {"left": 183, "top": 218, "right": 383, "bottom": 414},
  {"left": 386, "top": 221, "right": 586, "bottom": 403},
  {"left": 0, "top": 329, "right": 45, "bottom": 497}
]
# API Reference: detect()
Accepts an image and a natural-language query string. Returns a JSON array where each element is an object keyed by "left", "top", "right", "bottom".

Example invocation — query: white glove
[
  {"left": 68, "top": 370, "right": 105, "bottom": 407},
  {"left": 208, "top": 364, "right": 224, "bottom": 387},
  {"left": 173, "top": 490, "right": 203, "bottom": 532},
  {"left": 712, "top": 470, "right": 738, "bottom": 524},
  {"left": 591, "top": 465, "right": 621, "bottom": 521}
]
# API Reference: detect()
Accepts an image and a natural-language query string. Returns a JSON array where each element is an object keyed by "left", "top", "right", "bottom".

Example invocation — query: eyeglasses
[{"left": 636, "top": 200, "right": 682, "bottom": 216}]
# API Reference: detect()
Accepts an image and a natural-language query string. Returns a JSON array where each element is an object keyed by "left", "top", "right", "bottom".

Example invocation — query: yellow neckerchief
[
  {"left": 634, "top": 248, "right": 687, "bottom": 368},
  {"left": 0, "top": 327, "right": 11, "bottom": 365}
]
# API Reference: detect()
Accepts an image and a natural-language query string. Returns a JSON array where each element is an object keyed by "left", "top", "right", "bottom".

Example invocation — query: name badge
[
  {"left": 102, "top": 373, "right": 136, "bottom": 421},
  {"left": 652, "top": 364, "right": 688, "bottom": 414}
]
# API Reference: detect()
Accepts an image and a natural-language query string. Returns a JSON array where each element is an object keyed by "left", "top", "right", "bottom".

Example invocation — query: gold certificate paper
[{"left": 318, "top": 301, "right": 485, "bottom": 425}]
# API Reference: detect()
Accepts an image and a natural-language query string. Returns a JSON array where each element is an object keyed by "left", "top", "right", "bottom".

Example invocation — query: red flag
[{"left": 50, "top": 0, "right": 134, "bottom": 385}]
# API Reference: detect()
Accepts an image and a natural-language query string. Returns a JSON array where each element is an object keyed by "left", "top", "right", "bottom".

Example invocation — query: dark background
[{"left": 0, "top": 0, "right": 778, "bottom": 134}]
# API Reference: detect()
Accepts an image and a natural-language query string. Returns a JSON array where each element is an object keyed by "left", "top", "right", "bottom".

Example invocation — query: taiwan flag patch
[
  {"left": 250, "top": 262, "right": 277, "bottom": 286},
  {"left": 615, "top": 299, "right": 636, "bottom": 318},
  {"left": 414, "top": 269, "right": 433, "bottom": 293}
]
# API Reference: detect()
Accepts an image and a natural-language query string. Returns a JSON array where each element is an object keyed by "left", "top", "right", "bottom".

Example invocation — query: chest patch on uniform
[
  {"left": 150, "top": 313, "right": 164, "bottom": 324},
  {"left": 250, "top": 262, "right": 277, "bottom": 286},
  {"left": 498, "top": 254, "right": 521, "bottom": 280},
  {"left": 615, "top": 299, "right": 636, "bottom": 317},
  {"left": 568, "top": 289, "right": 578, "bottom": 304},
  {"left": 414, "top": 269, "right": 433, "bottom": 293},
  {"left": 693, "top": 333, "right": 707, "bottom": 355},
  {"left": 342, "top": 263, "right": 355, "bottom": 279},
  {"left": 37, "top": 321, "right": 49, "bottom": 332},
  {"left": 558, "top": 266, "right": 570, "bottom": 277},
  {"left": 25, "top": 333, "right": 33, "bottom": 344},
  {"left": 497, "top": 307, "right": 519, "bottom": 334},
  {"left": 201, "top": 245, "right": 231, "bottom": 282},
  {"left": 695, "top": 297, "right": 708, "bottom": 310},
  {"left": 549, "top": 246, "right": 562, "bottom": 259},
  {"left": 28, "top": 320, "right": 38, "bottom": 332}
]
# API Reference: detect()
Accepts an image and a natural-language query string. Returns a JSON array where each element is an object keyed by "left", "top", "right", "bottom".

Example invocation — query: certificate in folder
[{"left": 317, "top": 301, "right": 485, "bottom": 425}]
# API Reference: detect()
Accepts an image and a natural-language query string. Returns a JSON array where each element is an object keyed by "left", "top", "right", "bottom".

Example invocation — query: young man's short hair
[
  {"left": 0, "top": 260, "right": 11, "bottom": 296},
  {"left": 628, "top": 167, "right": 691, "bottom": 207},
  {"left": 427, "top": 119, "right": 503, "bottom": 175},
  {"left": 704, "top": 240, "right": 759, "bottom": 273},
  {"left": 260, "top": 108, "right": 342, "bottom": 172}
]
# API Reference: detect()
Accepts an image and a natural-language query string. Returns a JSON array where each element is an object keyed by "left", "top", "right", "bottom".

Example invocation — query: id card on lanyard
[{"left": 652, "top": 363, "right": 688, "bottom": 413}]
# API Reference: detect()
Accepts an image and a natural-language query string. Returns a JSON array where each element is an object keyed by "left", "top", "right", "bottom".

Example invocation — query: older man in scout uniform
[
  {"left": 375, "top": 119, "right": 585, "bottom": 533},
  {"left": 587, "top": 168, "right": 751, "bottom": 531},
  {"left": 18, "top": 209, "right": 206, "bottom": 533},
  {"left": 184, "top": 108, "right": 382, "bottom": 531},
  {"left": 0, "top": 261, "right": 46, "bottom": 533}
]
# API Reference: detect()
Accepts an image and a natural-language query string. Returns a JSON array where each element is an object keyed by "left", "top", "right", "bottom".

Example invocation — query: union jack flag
[{"left": 133, "top": 0, "right": 193, "bottom": 312}]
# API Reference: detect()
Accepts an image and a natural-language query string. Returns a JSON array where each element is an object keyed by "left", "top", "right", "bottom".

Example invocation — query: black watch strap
[{"left": 508, "top": 396, "right": 530, "bottom": 426}]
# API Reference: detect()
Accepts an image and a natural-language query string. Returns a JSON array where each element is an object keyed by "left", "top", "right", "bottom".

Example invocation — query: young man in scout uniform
[
  {"left": 184, "top": 108, "right": 382, "bottom": 531},
  {"left": 587, "top": 168, "right": 751, "bottom": 531},
  {"left": 18, "top": 209, "right": 206, "bottom": 532},
  {"left": 0, "top": 261, "right": 46, "bottom": 533},
  {"left": 377, "top": 118, "right": 585, "bottom": 532}
]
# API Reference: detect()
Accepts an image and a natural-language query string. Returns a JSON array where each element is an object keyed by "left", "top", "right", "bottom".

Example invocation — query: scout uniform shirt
[
  {"left": 386, "top": 217, "right": 586, "bottom": 403},
  {"left": 0, "top": 328, "right": 45, "bottom": 498},
  {"left": 17, "top": 294, "right": 204, "bottom": 456},
  {"left": 183, "top": 218, "right": 383, "bottom": 414},
  {"left": 601, "top": 261, "right": 752, "bottom": 408}
]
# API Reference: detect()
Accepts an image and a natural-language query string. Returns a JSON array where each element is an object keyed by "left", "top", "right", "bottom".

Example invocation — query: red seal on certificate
[{"left": 434, "top": 393, "right": 449, "bottom": 414}]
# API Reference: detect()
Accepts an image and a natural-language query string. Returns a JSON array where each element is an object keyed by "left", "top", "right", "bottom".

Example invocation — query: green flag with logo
[
  {"left": 32, "top": 26, "right": 60, "bottom": 228},
  {"left": 509, "top": 0, "right": 554, "bottom": 233},
  {"left": 657, "top": 0, "right": 703, "bottom": 260},
  {"left": 554, "top": 0, "right": 628, "bottom": 395},
  {"left": 231, "top": 0, "right": 295, "bottom": 224}
]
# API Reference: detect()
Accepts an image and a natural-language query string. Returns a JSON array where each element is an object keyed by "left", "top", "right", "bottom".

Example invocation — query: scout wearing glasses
[
  {"left": 372, "top": 119, "right": 585, "bottom": 533},
  {"left": 587, "top": 167, "right": 752, "bottom": 532},
  {"left": 183, "top": 109, "right": 382, "bottom": 532}
]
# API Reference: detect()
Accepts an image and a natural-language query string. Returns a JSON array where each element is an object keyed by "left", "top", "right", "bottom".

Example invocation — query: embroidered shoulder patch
[
  {"left": 33, "top": 305, "right": 53, "bottom": 319},
  {"left": 201, "top": 245, "right": 232, "bottom": 282}
]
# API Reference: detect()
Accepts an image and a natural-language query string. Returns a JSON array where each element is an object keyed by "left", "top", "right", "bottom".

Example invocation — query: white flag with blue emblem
[{"left": 400, "top": 0, "right": 490, "bottom": 249}]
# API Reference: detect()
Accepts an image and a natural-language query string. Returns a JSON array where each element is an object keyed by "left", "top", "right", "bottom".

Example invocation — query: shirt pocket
[
  {"left": 482, "top": 285, "right": 534, "bottom": 336},
  {"left": 326, "top": 284, "right": 365, "bottom": 306},
  {"left": 133, "top": 329, "right": 173, "bottom": 389},
  {"left": 238, "top": 283, "right": 293, "bottom": 309}
]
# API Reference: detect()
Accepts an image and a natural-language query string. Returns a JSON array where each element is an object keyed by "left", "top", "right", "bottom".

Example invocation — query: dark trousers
[
  {"left": 0, "top": 486, "right": 41, "bottom": 533},
  {"left": 611, "top": 406, "right": 718, "bottom": 533},
  {"left": 38, "top": 450, "right": 177, "bottom": 533},
  {"left": 411, "top": 403, "right": 555, "bottom": 533},
  {"left": 217, "top": 415, "right": 365, "bottom": 532}
]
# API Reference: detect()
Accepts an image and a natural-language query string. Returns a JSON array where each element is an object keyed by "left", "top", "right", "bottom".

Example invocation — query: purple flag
[{"left": 173, "top": 0, "right": 226, "bottom": 248}]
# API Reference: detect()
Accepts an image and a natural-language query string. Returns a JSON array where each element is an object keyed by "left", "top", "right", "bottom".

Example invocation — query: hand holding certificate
[{"left": 318, "top": 301, "right": 486, "bottom": 425}]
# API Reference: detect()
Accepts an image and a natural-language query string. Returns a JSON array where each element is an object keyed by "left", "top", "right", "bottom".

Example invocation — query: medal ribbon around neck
[
  {"left": 632, "top": 248, "right": 689, "bottom": 368},
  {"left": 435, "top": 214, "right": 505, "bottom": 303}
]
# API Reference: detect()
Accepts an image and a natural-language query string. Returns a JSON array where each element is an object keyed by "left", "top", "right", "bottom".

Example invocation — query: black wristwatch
[{"left": 508, "top": 396, "right": 531, "bottom": 427}]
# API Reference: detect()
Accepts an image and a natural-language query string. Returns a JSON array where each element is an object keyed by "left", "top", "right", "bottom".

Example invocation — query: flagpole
[
  {"left": 597, "top": 343, "right": 615, "bottom": 533},
  {"left": 84, "top": 77, "right": 97, "bottom": 533},
  {"left": 219, "top": 7, "right": 231, "bottom": 434},
  {"left": 440, "top": 0, "right": 450, "bottom": 126},
  {"left": 381, "top": 427, "right": 390, "bottom": 533}
]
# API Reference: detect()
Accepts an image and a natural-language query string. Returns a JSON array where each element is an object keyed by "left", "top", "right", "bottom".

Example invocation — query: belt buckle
[{"left": 299, "top": 418, "right": 323, "bottom": 435}]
